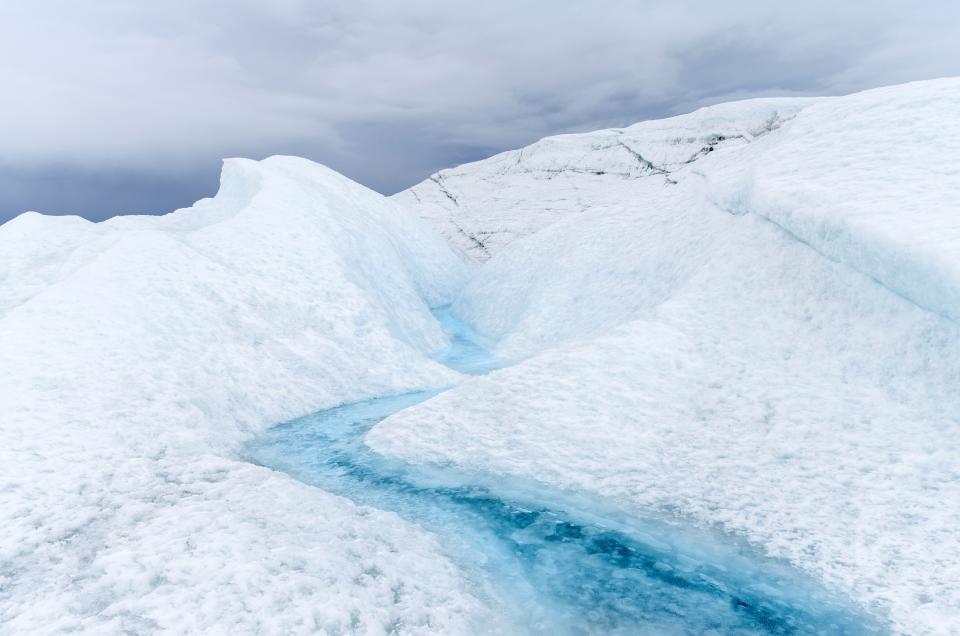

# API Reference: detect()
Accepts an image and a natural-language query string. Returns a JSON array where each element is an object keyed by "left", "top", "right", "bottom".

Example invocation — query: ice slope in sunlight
[
  {"left": 0, "top": 157, "right": 497, "bottom": 633},
  {"left": 374, "top": 78, "right": 960, "bottom": 635}
]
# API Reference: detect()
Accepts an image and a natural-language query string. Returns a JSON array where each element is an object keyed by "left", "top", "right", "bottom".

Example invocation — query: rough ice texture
[
  {"left": 393, "top": 96, "right": 816, "bottom": 260},
  {"left": 0, "top": 157, "right": 496, "bottom": 633},
  {"left": 376, "top": 78, "right": 960, "bottom": 634},
  {"left": 728, "top": 80, "right": 960, "bottom": 323}
]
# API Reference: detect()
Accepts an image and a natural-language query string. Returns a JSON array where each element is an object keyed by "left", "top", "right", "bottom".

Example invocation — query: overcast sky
[{"left": 1, "top": 1, "right": 959, "bottom": 223}]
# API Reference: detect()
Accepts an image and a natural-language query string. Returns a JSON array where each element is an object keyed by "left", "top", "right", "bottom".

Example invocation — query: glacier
[
  {"left": 372, "top": 78, "right": 960, "bottom": 635},
  {"left": 2, "top": 78, "right": 959, "bottom": 635},
  {"left": 247, "top": 309, "right": 879, "bottom": 634},
  {"left": 0, "top": 157, "right": 493, "bottom": 633}
]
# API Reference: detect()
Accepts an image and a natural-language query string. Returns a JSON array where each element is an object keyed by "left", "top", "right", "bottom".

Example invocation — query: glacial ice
[
  {"left": 248, "top": 310, "right": 880, "bottom": 635},
  {"left": 377, "top": 78, "right": 960, "bottom": 634},
  {"left": 0, "top": 157, "right": 488, "bottom": 633},
  {"left": 393, "top": 96, "right": 815, "bottom": 260},
  {"left": 2, "top": 78, "right": 959, "bottom": 635}
]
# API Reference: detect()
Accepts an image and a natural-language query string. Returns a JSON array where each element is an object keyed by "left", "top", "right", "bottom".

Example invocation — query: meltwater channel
[{"left": 244, "top": 307, "right": 883, "bottom": 635}]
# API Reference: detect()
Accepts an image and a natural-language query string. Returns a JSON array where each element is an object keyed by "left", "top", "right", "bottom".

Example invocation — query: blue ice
[{"left": 244, "top": 308, "right": 884, "bottom": 635}]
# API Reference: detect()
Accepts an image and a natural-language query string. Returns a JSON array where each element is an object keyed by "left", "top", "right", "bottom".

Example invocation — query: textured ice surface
[
  {"left": 719, "top": 79, "right": 960, "bottom": 323},
  {"left": 430, "top": 305, "right": 499, "bottom": 374},
  {"left": 248, "top": 311, "right": 880, "bottom": 635},
  {"left": 0, "top": 158, "right": 489, "bottom": 633},
  {"left": 383, "top": 78, "right": 960, "bottom": 635},
  {"left": 4, "top": 78, "right": 958, "bottom": 634},
  {"left": 393, "top": 97, "right": 815, "bottom": 260}
]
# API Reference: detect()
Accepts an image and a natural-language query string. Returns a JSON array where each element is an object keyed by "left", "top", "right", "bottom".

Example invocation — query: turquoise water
[{"left": 244, "top": 307, "right": 882, "bottom": 635}]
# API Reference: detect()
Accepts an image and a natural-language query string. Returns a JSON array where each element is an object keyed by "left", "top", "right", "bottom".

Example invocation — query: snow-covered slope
[
  {"left": 0, "top": 157, "right": 498, "bottom": 633},
  {"left": 393, "top": 97, "right": 816, "bottom": 260},
  {"left": 714, "top": 79, "right": 960, "bottom": 323},
  {"left": 375, "top": 78, "right": 960, "bottom": 634},
  {"left": 5, "top": 79, "right": 958, "bottom": 634}
]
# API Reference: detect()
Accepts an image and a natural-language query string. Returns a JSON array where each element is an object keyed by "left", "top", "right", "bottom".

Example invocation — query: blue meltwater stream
[{"left": 244, "top": 307, "right": 884, "bottom": 635}]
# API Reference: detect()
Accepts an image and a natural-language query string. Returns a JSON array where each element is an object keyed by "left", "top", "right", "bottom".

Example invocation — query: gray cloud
[{"left": 2, "top": 0, "right": 959, "bottom": 222}]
